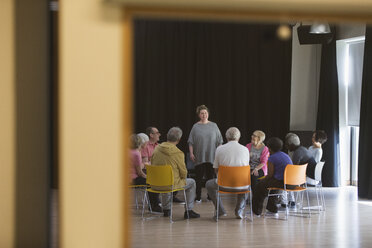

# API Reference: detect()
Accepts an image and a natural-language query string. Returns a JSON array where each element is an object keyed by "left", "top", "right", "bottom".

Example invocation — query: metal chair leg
[{"left": 183, "top": 190, "right": 189, "bottom": 219}]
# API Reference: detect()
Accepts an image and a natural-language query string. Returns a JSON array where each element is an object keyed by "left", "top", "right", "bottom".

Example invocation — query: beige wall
[
  {"left": 59, "top": 1, "right": 127, "bottom": 247},
  {"left": 0, "top": 0, "right": 15, "bottom": 247}
]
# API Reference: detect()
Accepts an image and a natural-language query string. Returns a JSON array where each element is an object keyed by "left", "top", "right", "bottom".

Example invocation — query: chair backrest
[
  {"left": 146, "top": 165, "right": 174, "bottom": 187},
  {"left": 284, "top": 164, "right": 308, "bottom": 185},
  {"left": 217, "top": 165, "right": 251, "bottom": 188},
  {"left": 314, "top": 161, "right": 325, "bottom": 182}
]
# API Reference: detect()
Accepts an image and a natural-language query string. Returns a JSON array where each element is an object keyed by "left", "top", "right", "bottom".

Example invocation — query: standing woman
[
  {"left": 246, "top": 130, "right": 270, "bottom": 189},
  {"left": 188, "top": 105, "right": 223, "bottom": 202}
]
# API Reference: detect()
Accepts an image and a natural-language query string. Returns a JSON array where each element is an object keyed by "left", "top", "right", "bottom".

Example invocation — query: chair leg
[
  {"left": 216, "top": 192, "right": 219, "bottom": 222},
  {"left": 183, "top": 190, "right": 189, "bottom": 219},
  {"left": 169, "top": 193, "right": 174, "bottom": 223},
  {"left": 285, "top": 191, "right": 289, "bottom": 220},
  {"left": 250, "top": 190, "right": 253, "bottom": 221},
  {"left": 315, "top": 185, "right": 321, "bottom": 213},
  {"left": 305, "top": 189, "right": 311, "bottom": 218},
  {"left": 142, "top": 191, "right": 150, "bottom": 220},
  {"left": 320, "top": 183, "right": 326, "bottom": 211}
]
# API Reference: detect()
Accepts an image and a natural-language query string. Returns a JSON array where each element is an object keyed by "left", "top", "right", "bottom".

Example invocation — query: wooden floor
[{"left": 131, "top": 186, "right": 372, "bottom": 248}]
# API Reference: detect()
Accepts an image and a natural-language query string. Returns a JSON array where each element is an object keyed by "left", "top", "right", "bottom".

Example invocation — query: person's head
[
  {"left": 167, "top": 127, "right": 183, "bottom": 143},
  {"left": 267, "top": 137, "right": 283, "bottom": 154},
  {"left": 251, "top": 130, "right": 266, "bottom": 146},
  {"left": 146, "top": 126, "right": 161, "bottom": 143},
  {"left": 312, "top": 130, "right": 328, "bottom": 145},
  {"left": 196, "top": 105, "right": 209, "bottom": 122},
  {"left": 137, "top": 133, "right": 149, "bottom": 149},
  {"left": 130, "top": 134, "right": 142, "bottom": 149},
  {"left": 225, "top": 127, "right": 241, "bottom": 141},
  {"left": 285, "top": 133, "right": 300, "bottom": 152}
]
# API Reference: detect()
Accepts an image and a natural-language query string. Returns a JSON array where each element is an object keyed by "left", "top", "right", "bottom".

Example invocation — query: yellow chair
[
  {"left": 216, "top": 165, "right": 252, "bottom": 222},
  {"left": 143, "top": 165, "right": 189, "bottom": 223},
  {"left": 265, "top": 163, "right": 311, "bottom": 220}
]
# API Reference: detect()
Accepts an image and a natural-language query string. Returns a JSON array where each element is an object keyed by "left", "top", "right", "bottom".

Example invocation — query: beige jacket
[{"left": 151, "top": 142, "right": 187, "bottom": 189}]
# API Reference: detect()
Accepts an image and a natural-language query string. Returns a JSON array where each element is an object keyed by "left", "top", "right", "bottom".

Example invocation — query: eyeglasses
[{"left": 152, "top": 131, "right": 160, "bottom": 135}]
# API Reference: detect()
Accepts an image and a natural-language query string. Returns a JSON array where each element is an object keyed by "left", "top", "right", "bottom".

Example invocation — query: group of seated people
[{"left": 130, "top": 125, "right": 327, "bottom": 220}]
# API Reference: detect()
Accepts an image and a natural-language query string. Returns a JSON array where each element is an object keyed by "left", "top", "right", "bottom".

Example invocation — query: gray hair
[
  {"left": 286, "top": 133, "right": 300, "bottom": 146},
  {"left": 137, "top": 133, "right": 149, "bottom": 146},
  {"left": 130, "top": 134, "right": 142, "bottom": 149},
  {"left": 167, "top": 127, "right": 183, "bottom": 142},
  {"left": 225, "top": 127, "right": 241, "bottom": 141}
]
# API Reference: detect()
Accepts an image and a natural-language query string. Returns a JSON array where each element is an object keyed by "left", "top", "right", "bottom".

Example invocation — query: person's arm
[
  {"left": 135, "top": 164, "right": 147, "bottom": 178},
  {"left": 178, "top": 154, "right": 187, "bottom": 179},
  {"left": 188, "top": 127, "right": 196, "bottom": 162},
  {"left": 189, "top": 145, "right": 195, "bottom": 162},
  {"left": 267, "top": 161, "right": 274, "bottom": 178}
]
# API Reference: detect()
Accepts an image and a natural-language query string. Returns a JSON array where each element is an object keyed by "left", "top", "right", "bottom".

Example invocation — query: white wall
[{"left": 290, "top": 23, "right": 321, "bottom": 131}]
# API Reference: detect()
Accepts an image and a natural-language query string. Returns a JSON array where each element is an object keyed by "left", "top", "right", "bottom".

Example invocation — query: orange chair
[
  {"left": 264, "top": 164, "right": 311, "bottom": 220},
  {"left": 216, "top": 165, "right": 252, "bottom": 222}
]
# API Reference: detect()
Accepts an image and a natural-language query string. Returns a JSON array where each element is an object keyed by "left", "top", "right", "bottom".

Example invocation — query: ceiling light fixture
[{"left": 309, "top": 22, "right": 331, "bottom": 34}]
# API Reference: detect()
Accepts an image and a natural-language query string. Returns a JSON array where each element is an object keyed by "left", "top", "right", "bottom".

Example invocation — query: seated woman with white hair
[
  {"left": 130, "top": 133, "right": 162, "bottom": 212},
  {"left": 137, "top": 132, "right": 150, "bottom": 164},
  {"left": 246, "top": 130, "right": 269, "bottom": 189}
]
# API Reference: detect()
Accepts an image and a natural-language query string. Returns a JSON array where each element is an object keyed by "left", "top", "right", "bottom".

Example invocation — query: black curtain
[
  {"left": 358, "top": 26, "right": 372, "bottom": 199},
  {"left": 316, "top": 28, "right": 340, "bottom": 187},
  {"left": 134, "top": 19, "right": 292, "bottom": 153}
]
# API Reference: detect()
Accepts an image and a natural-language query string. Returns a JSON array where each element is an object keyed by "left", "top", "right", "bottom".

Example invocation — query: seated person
[
  {"left": 129, "top": 134, "right": 161, "bottom": 212},
  {"left": 308, "top": 130, "right": 328, "bottom": 163},
  {"left": 206, "top": 127, "right": 250, "bottom": 219},
  {"left": 252, "top": 137, "right": 293, "bottom": 215},
  {"left": 151, "top": 127, "right": 200, "bottom": 219},
  {"left": 285, "top": 133, "right": 317, "bottom": 179},
  {"left": 246, "top": 130, "right": 269, "bottom": 189}
]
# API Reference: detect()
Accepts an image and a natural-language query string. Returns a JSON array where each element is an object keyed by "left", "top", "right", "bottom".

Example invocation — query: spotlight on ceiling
[{"left": 309, "top": 22, "right": 331, "bottom": 34}]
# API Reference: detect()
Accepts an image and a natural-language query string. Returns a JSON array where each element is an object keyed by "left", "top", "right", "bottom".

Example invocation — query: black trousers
[
  {"left": 252, "top": 177, "right": 284, "bottom": 215},
  {"left": 250, "top": 168, "right": 265, "bottom": 191},
  {"left": 133, "top": 176, "right": 160, "bottom": 207},
  {"left": 194, "top": 162, "right": 215, "bottom": 200}
]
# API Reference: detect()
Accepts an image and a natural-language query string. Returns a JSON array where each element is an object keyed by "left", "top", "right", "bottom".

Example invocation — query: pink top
[
  {"left": 141, "top": 142, "right": 158, "bottom": 163},
  {"left": 246, "top": 143, "right": 269, "bottom": 175},
  {"left": 130, "top": 149, "right": 143, "bottom": 180}
]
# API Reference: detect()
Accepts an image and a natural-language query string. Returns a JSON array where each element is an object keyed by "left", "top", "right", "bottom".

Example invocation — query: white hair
[
  {"left": 286, "top": 133, "right": 300, "bottom": 146},
  {"left": 225, "top": 127, "right": 241, "bottom": 141},
  {"left": 137, "top": 133, "right": 149, "bottom": 146}
]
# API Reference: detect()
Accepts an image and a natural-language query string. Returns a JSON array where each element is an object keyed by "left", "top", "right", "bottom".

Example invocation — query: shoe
[
  {"left": 265, "top": 211, "right": 279, "bottom": 217},
  {"left": 151, "top": 205, "right": 163, "bottom": 213},
  {"left": 173, "top": 197, "right": 185, "bottom": 204},
  {"left": 184, "top": 210, "right": 200, "bottom": 219},
  {"left": 235, "top": 211, "right": 244, "bottom": 219},
  {"left": 281, "top": 201, "right": 296, "bottom": 208},
  {"left": 266, "top": 204, "right": 278, "bottom": 213},
  {"left": 163, "top": 209, "right": 170, "bottom": 217},
  {"left": 195, "top": 199, "right": 202, "bottom": 203}
]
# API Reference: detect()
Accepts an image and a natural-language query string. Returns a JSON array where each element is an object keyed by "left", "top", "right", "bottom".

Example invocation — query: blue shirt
[{"left": 268, "top": 151, "right": 293, "bottom": 180}]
